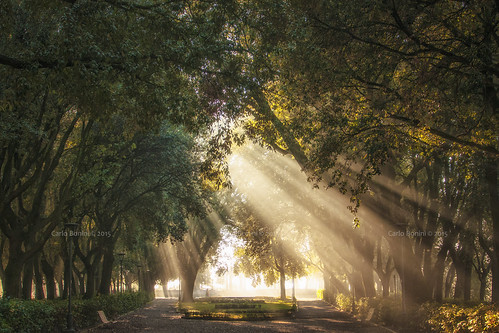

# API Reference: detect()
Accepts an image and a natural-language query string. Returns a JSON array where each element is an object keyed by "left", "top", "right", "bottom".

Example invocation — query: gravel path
[{"left": 83, "top": 298, "right": 395, "bottom": 333}]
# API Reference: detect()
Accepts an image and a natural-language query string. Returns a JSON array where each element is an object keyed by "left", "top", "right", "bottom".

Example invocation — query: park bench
[
  {"left": 365, "top": 308, "right": 375, "bottom": 321},
  {"left": 97, "top": 310, "right": 113, "bottom": 324}
]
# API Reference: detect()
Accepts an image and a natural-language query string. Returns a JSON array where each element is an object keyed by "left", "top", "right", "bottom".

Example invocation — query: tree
[
  {"left": 0, "top": 0, "right": 239, "bottom": 298},
  {"left": 70, "top": 120, "right": 207, "bottom": 297},
  {"left": 221, "top": 0, "right": 498, "bottom": 303}
]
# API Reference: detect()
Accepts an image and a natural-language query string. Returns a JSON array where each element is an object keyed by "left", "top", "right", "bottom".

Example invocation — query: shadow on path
[{"left": 83, "top": 298, "right": 394, "bottom": 333}]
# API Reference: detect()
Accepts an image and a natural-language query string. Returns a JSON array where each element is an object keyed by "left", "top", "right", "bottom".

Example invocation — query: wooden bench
[
  {"left": 365, "top": 308, "right": 375, "bottom": 321},
  {"left": 97, "top": 310, "right": 110, "bottom": 324}
]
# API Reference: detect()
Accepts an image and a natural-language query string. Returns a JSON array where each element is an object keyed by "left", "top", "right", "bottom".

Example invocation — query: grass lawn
[{"left": 178, "top": 297, "right": 297, "bottom": 320}]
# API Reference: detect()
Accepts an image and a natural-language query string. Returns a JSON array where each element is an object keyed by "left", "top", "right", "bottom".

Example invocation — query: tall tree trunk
[
  {"left": 323, "top": 272, "right": 333, "bottom": 302},
  {"left": 361, "top": 264, "right": 376, "bottom": 297},
  {"left": 2, "top": 238, "right": 24, "bottom": 298},
  {"left": 41, "top": 256, "right": 55, "bottom": 299},
  {"left": 445, "top": 264, "right": 456, "bottom": 299},
  {"left": 84, "top": 265, "right": 97, "bottom": 299},
  {"left": 181, "top": 270, "right": 196, "bottom": 303},
  {"left": 480, "top": 268, "right": 490, "bottom": 301},
  {"left": 22, "top": 259, "right": 34, "bottom": 299},
  {"left": 279, "top": 266, "right": 286, "bottom": 300},
  {"left": 380, "top": 274, "right": 390, "bottom": 297},
  {"left": 33, "top": 255, "right": 45, "bottom": 300},
  {"left": 433, "top": 248, "right": 447, "bottom": 302},
  {"left": 99, "top": 248, "right": 114, "bottom": 295},
  {"left": 453, "top": 258, "right": 465, "bottom": 299},
  {"left": 486, "top": 160, "right": 499, "bottom": 303},
  {"left": 162, "top": 283, "right": 169, "bottom": 298}
]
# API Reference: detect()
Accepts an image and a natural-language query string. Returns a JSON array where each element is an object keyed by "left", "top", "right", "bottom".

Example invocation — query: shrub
[
  {"left": 0, "top": 298, "right": 57, "bottom": 333},
  {"left": 0, "top": 291, "right": 153, "bottom": 333},
  {"left": 427, "top": 303, "right": 499, "bottom": 333},
  {"left": 316, "top": 289, "right": 324, "bottom": 300},
  {"left": 335, "top": 293, "right": 353, "bottom": 312}
]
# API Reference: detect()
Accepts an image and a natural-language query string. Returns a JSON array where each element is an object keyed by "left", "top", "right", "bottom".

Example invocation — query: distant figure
[{"left": 206, "top": 289, "right": 210, "bottom": 297}]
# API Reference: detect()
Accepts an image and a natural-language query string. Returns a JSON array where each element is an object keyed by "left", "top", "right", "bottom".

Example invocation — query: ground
[{"left": 82, "top": 298, "right": 396, "bottom": 333}]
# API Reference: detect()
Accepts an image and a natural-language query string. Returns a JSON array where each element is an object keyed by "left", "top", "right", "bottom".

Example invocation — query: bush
[
  {"left": 0, "top": 291, "right": 153, "bottom": 333},
  {"left": 316, "top": 289, "right": 324, "bottom": 300},
  {"left": 342, "top": 297, "right": 499, "bottom": 332},
  {"left": 427, "top": 303, "right": 499, "bottom": 333},
  {"left": 0, "top": 299, "right": 57, "bottom": 333},
  {"left": 354, "top": 296, "right": 408, "bottom": 327},
  {"left": 335, "top": 293, "right": 353, "bottom": 312}
]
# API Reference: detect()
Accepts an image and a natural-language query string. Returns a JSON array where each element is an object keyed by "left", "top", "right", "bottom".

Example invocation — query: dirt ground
[{"left": 82, "top": 298, "right": 397, "bottom": 333}]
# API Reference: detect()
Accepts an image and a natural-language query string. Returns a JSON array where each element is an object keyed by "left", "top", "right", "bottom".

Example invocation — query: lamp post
[
  {"left": 64, "top": 223, "right": 79, "bottom": 333},
  {"left": 117, "top": 252, "right": 125, "bottom": 293}
]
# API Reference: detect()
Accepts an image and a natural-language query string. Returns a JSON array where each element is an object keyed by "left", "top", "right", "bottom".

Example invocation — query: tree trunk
[
  {"left": 84, "top": 267, "right": 96, "bottom": 299},
  {"left": 361, "top": 264, "right": 376, "bottom": 297},
  {"left": 480, "top": 269, "right": 489, "bottom": 301},
  {"left": 454, "top": 259, "right": 464, "bottom": 299},
  {"left": 323, "top": 272, "right": 333, "bottom": 302},
  {"left": 41, "top": 256, "right": 55, "bottom": 299},
  {"left": 33, "top": 255, "right": 45, "bottom": 300},
  {"left": 445, "top": 264, "right": 456, "bottom": 299},
  {"left": 2, "top": 238, "right": 24, "bottom": 298},
  {"left": 486, "top": 160, "right": 499, "bottom": 303},
  {"left": 22, "top": 259, "right": 34, "bottom": 299},
  {"left": 433, "top": 250, "right": 446, "bottom": 302},
  {"left": 162, "top": 283, "right": 169, "bottom": 298},
  {"left": 181, "top": 271, "right": 196, "bottom": 303},
  {"left": 279, "top": 267, "right": 286, "bottom": 300},
  {"left": 391, "top": 234, "right": 431, "bottom": 303},
  {"left": 380, "top": 274, "right": 390, "bottom": 297},
  {"left": 99, "top": 248, "right": 114, "bottom": 295},
  {"left": 463, "top": 259, "right": 472, "bottom": 301},
  {"left": 350, "top": 271, "right": 364, "bottom": 299}
]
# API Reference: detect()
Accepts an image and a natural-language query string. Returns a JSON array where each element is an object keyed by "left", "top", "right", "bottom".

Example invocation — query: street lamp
[
  {"left": 64, "top": 222, "right": 79, "bottom": 333},
  {"left": 117, "top": 252, "right": 125, "bottom": 293}
]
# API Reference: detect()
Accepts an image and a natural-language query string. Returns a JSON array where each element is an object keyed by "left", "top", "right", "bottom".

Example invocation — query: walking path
[{"left": 84, "top": 298, "right": 395, "bottom": 333}]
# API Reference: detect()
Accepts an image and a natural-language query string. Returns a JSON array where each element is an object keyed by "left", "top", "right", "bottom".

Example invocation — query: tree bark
[
  {"left": 162, "top": 283, "right": 169, "bottom": 298},
  {"left": 181, "top": 271, "right": 196, "bottom": 303},
  {"left": 486, "top": 160, "right": 499, "bottom": 303},
  {"left": 22, "top": 259, "right": 34, "bottom": 299},
  {"left": 445, "top": 264, "right": 456, "bottom": 299},
  {"left": 279, "top": 266, "right": 286, "bottom": 300},
  {"left": 33, "top": 255, "right": 45, "bottom": 300},
  {"left": 98, "top": 247, "right": 114, "bottom": 295},
  {"left": 41, "top": 256, "right": 55, "bottom": 299},
  {"left": 2, "top": 238, "right": 24, "bottom": 298},
  {"left": 433, "top": 248, "right": 447, "bottom": 302}
]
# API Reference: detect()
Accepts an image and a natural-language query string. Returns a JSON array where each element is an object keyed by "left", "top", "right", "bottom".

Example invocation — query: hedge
[
  {"left": 0, "top": 291, "right": 153, "bottom": 333},
  {"left": 329, "top": 293, "right": 499, "bottom": 332}
]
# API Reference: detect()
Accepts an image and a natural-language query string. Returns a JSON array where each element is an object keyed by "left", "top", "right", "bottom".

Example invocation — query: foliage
[
  {"left": 0, "top": 292, "right": 152, "bottom": 333},
  {"left": 178, "top": 297, "right": 295, "bottom": 321},
  {"left": 0, "top": 298, "right": 57, "bottom": 333},
  {"left": 337, "top": 296, "right": 499, "bottom": 332},
  {"left": 426, "top": 303, "right": 499, "bottom": 333},
  {"left": 0, "top": 291, "right": 152, "bottom": 333},
  {"left": 334, "top": 293, "right": 353, "bottom": 313}
]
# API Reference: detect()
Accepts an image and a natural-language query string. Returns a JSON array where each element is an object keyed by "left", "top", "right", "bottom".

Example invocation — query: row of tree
[
  {"left": 1, "top": 0, "right": 497, "bottom": 305},
  {"left": 219, "top": 0, "right": 499, "bottom": 304},
  {"left": 0, "top": 0, "right": 235, "bottom": 298}
]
